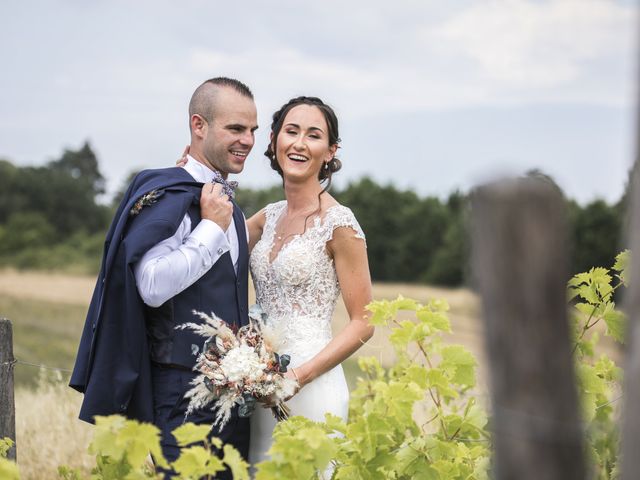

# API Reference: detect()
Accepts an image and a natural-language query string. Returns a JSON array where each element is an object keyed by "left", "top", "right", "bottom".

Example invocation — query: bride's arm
[
  {"left": 290, "top": 226, "right": 374, "bottom": 388},
  {"left": 247, "top": 209, "right": 266, "bottom": 253}
]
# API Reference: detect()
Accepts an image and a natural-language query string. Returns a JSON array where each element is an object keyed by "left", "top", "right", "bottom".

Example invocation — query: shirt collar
[{"left": 183, "top": 155, "right": 219, "bottom": 184}]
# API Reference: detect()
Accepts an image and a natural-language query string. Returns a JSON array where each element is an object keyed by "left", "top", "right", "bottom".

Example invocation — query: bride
[{"left": 246, "top": 96, "right": 374, "bottom": 466}]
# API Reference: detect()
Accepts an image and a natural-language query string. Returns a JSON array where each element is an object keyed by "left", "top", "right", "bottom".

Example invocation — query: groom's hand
[{"left": 201, "top": 182, "right": 233, "bottom": 231}]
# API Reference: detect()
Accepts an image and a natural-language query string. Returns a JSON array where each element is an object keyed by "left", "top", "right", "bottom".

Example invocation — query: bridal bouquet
[{"left": 177, "top": 305, "right": 298, "bottom": 429}]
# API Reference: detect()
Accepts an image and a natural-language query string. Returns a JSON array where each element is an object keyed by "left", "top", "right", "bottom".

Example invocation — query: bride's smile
[{"left": 274, "top": 104, "right": 337, "bottom": 183}]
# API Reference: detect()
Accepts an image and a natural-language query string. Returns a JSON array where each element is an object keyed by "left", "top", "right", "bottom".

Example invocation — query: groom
[{"left": 70, "top": 77, "right": 258, "bottom": 474}]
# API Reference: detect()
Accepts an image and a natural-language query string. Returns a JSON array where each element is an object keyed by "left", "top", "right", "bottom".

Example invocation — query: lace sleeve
[{"left": 322, "top": 205, "right": 366, "bottom": 247}]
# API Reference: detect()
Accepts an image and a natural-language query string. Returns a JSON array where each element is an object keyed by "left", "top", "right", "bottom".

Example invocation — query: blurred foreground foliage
[{"left": 0, "top": 144, "right": 625, "bottom": 283}]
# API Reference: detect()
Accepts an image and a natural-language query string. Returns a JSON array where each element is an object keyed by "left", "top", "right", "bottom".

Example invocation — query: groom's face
[{"left": 202, "top": 88, "right": 258, "bottom": 177}]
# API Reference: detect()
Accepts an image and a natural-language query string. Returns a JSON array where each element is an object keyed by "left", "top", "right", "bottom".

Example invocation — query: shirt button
[{"left": 217, "top": 248, "right": 224, "bottom": 255}]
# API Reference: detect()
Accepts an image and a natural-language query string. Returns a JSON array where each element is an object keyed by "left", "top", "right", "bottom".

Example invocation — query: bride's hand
[
  {"left": 176, "top": 145, "right": 190, "bottom": 167},
  {"left": 283, "top": 369, "right": 302, "bottom": 401},
  {"left": 257, "top": 370, "right": 302, "bottom": 406}
]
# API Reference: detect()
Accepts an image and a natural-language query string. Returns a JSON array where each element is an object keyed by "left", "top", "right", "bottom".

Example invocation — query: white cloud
[
  {"left": 180, "top": 0, "right": 637, "bottom": 116},
  {"left": 430, "top": 0, "right": 637, "bottom": 104}
]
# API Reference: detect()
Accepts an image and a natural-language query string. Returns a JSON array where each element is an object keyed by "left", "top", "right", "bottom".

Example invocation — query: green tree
[
  {"left": 48, "top": 141, "right": 106, "bottom": 198},
  {"left": 570, "top": 199, "right": 622, "bottom": 275},
  {"left": 235, "top": 185, "right": 284, "bottom": 218},
  {"left": 423, "top": 191, "right": 469, "bottom": 286}
]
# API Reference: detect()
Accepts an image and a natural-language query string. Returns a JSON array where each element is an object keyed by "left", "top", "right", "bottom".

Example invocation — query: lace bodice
[{"left": 250, "top": 200, "right": 366, "bottom": 363}]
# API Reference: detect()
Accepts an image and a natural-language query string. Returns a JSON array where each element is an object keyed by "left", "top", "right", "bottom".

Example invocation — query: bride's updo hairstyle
[{"left": 265, "top": 96, "right": 342, "bottom": 191}]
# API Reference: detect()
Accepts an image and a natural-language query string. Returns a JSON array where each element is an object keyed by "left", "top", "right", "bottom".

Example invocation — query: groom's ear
[{"left": 190, "top": 114, "right": 207, "bottom": 138}]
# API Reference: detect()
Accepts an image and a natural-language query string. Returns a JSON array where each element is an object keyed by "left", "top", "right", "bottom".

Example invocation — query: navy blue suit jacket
[{"left": 70, "top": 167, "right": 234, "bottom": 423}]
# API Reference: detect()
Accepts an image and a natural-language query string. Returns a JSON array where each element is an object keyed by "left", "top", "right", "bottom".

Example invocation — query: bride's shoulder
[{"left": 322, "top": 200, "right": 366, "bottom": 245}]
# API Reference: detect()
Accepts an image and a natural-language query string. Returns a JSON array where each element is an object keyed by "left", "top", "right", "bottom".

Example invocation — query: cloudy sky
[{"left": 1, "top": 0, "right": 637, "bottom": 203}]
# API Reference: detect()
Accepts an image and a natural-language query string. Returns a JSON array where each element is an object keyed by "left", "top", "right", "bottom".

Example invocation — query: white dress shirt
[{"left": 134, "top": 156, "right": 243, "bottom": 307}]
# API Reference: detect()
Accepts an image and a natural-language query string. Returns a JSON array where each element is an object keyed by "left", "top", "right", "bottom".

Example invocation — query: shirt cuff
[{"left": 189, "top": 219, "right": 230, "bottom": 258}]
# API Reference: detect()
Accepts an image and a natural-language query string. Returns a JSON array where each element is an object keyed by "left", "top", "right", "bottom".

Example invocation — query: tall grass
[
  {"left": 15, "top": 371, "right": 93, "bottom": 479},
  {"left": 1, "top": 294, "right": 85, "bottom": 388}
]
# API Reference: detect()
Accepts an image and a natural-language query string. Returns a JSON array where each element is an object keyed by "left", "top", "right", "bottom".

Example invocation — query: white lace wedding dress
[{"left": 248, "top": 200, "right": 366, "bottom": 468}]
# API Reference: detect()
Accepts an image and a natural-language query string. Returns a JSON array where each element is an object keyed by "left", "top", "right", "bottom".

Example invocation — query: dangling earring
[{"left": 324, "top": 162, "right": 329, "bottom": 171}]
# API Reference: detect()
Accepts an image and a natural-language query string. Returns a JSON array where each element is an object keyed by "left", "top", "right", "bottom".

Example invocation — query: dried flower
[
  {"left": 129, "top": 189, "right": 161, "bottom": 216},
  {"left": 178, "top": 306, "right": 297, "bottom": 429}
]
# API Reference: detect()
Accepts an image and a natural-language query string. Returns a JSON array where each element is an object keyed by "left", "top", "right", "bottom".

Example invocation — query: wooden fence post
[
  {"left": 471, "top": 179, "right": 586, "bottom": 480},
  {"left": 0, "top": 317, "right": 16, "bottom": 461},
  {"left": 621, "top": 162, "right": 640, "bottom": 479}
]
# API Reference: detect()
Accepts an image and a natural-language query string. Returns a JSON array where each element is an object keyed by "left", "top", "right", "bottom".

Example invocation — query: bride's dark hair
[{"left": 264, "top": 96, "right": 342, "bottom": 192}]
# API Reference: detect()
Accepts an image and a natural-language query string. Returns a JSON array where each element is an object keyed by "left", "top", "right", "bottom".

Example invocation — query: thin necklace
[{"left": 275, "top": 203, "right": 320, "bottom": 241}]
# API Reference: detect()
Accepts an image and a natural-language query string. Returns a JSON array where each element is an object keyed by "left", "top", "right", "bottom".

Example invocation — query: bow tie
[{"left": 211, "top": 170, "right": 238, "bottom": 198}]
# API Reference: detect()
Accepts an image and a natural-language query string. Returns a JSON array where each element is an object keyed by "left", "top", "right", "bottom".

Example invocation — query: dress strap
[
  {"left": 321, "top": 205, "right": 366, "bottom": 247},
  {"left": 263, "top": 201, "right": 287, "bottom": 235}
]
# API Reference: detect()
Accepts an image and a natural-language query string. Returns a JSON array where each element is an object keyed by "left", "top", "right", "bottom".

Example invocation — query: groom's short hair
[{"left": 188, "top": 77, "right": 253, "bottom": 129}]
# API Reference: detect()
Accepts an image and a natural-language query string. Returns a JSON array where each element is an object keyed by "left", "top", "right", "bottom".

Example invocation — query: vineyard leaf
[
  {"left": 123, "top": 470, "right": 150, "bottom": 480},
  {"left": 172, "top": 423, "right": 212, "bottom": 447},
  {"left": 366, "top": 300, "right": 394, "bottom": 326},
  {"left": 395, "top": 444, "right": 438, "bottom": 479},
  {"left": 346, "top": 414, "right": 392, "bottom": 461},
  {"left": 574, "top": 302, "right": 595, "bottom": 317},
  {"left": 590, "top": 267, "right": 612, "bottom": 286},
  {"left": 357, "top": 356, "right": 385, "bottom": 380},
  {"left": 581, "top": 392, "right": 598, "bottom": 423},
  {"left": 255, "top": 461, "right": 289, "bottom": 480},
  {"left": 568, "top": 272, "right": 591, "bottom": 287},
  {"left": 577, "top": 285, "right": 600, "bottom": 304},
  {"left": 172, "top": 445, "right": 224, "bottom": 478},
  {"left": 0, "top": 438, "right": 13, "bottom": 458},
  {"left": 431, "top": 459, "right": 460, "bottom": 478},
  {"left": 90, "top": 415, "right": 128, "bottom": 459},
  {"left": 440, "top": 345, "right": 477, "bottom": 387},
  {"left": 474, "top": 456, "right": 491, "bottom": 480},
  {"left": 334, "top": 465, "right": 364, "bottom": 480},
  {"left": 57, "top": 466, "right": 83, "bottom": 480},
  {"left": 119, "top": 420, "right": 164, "bottom": 468},
  {"left": 614, "top": 250, "right": 630, "bottom": 285},
  {"left": 426, "top": 369, "right": 458, "bottom": 399},
  {"left": 324, "top": 412, "right": 348, "bottom": 435},
  {"left": 417, "top": 308, "right": 451, "bottom": 333},
  {"left": 0, "top": 458, "right": 19, "bottom": 480},
  {"left": 389, "top": 320, "right": 416, "bottom": 348},
  {"left": 223, "top": 444, "right": 250, "bottom": 480},
  {"left": 394, "top": 295, "right": 419, "bottom": 311},
  {"left": 594, "top": 355, "right": 623, "bottom": 382},
  {"left": 428, "top": 298, "right": 450, "bottom": 312},
  {"left": 464, "top": 404, "right": 489, "bottom": 432},
  {"left": 603, "top": 309, "right": 626, "bottom": 344},
  {"left": 577, "top": 364, "right": 607, "bottom": 396},
  {"left": 404, "top": 364, "right": 428, "bottom": 389},
  {"left": 300, "top": 428, "right": 338, "bottom": 469}
]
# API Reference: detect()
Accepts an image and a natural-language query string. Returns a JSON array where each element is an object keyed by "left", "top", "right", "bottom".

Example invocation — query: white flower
[{"left": 219, "top": 344, "right": 267, "bottom": 385}]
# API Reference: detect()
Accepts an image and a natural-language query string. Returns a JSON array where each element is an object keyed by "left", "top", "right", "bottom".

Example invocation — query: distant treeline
[{"left": 0, "top": 142, "right": 625, "bottom": 285}]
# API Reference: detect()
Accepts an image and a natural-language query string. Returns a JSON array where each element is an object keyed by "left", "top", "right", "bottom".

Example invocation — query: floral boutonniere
[{"left": 129, "top": 189, "right": 161, "bottom": 216}]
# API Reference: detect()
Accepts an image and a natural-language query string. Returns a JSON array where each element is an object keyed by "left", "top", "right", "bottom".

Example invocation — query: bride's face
[{"left": 274, "top": 105, "right": 336, "bottom": 183}]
